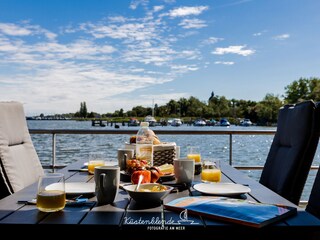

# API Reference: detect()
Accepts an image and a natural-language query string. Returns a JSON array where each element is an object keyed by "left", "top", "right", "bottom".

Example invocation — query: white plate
[
  {"left": 83, "top": 162, "right": 117, "bottom": 166},
  {"left": 193, "top": 183, "right": 251, "bottom": 196},
  {"left": 46, "top": 182, "right": 95, "bottom": 195}
]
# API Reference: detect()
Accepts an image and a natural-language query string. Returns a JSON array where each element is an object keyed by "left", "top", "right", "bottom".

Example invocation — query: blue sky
[{"left": 0, "top": 0, "right": 319, "bottom": 115}]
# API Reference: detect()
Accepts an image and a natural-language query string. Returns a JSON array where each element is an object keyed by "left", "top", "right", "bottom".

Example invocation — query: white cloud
[
  {"left": 253, "top": 30, "right": 267, "bottom": 37},
  {"left": 253, "top": 32, "right": 262, "bottom": 37},
  {"left": 129, "top": 0, "right": 149, "bottom": 10},
  {"left": 170, "top": 64, "right": 199, "bottom": 73},
  {"left": 153, "top": 5, "right": 164, "bottom": 12},
  {"left": 0, "top": 23, "right": 32, "bottom": 36},
  {"left": 202, "top": 37, "right": 224, "bottom": 45},
  {"left": 214, "top": 61, "right": 234, "bottom": 65},
  {"left": 272, "top": 34, "right": 290, "bottom": 40},
  {"left": 82, "top": 22, "right": 156, "bottom": 41},
  {"left": 212, "top": 45, "right": 255, "bottom": 56},
  {"left": 168, "top": 6, "right": 208, "bottom": 18},
  {"left": 108, "top": 16, "right": 127, "bottom": 23},
  {"left": 0, "top": 22, "right": 56, "bottom": 40},
  {"left": 178, "top": 18, "right": 207, "bottom": 29},
  {"left": 0, "top": 3, "right": 209, "bottom": 114}
]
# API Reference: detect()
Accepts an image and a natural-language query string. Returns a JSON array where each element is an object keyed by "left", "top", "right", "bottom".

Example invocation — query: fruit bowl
[{"left": 123, "top": 183, "right": 173, "bottom": 205}]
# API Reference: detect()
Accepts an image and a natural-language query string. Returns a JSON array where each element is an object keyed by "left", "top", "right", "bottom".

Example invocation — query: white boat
[
  {"left": 171, "top": 118, "right": 182, "bottom": 127},
  {"left": 128, "top": 117, "right": 140, "bottom": 126},
  {"left": 194, "top": 119, "right": 206, "bottom": 126},
  {"left": 144, "top": 115, "right": 157, "bottom": 126},
  {"left": 240, "top": 119, "right": 253, "bottom": 126}
]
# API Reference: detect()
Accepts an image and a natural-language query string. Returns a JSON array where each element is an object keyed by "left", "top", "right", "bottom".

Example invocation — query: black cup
[{"left": 194, "top": 162, "right": 202, "bottom": 175}]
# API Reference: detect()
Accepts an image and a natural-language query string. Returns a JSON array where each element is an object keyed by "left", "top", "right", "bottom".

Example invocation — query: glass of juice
[
  {"left": 36, "top": 173, "right": 66, "bottom": 212},
  {"left": 88, "top": 152, "right": 106, "bottom": 174},
  {"left": 187, "top": 146, "right": 201, "bottom": 163},
  {"left": 201, "top": 159, "right": 221, "bottom": 183}
]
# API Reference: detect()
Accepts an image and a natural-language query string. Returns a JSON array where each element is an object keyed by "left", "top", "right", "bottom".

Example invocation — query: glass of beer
[
  {"left": 36, "top": 173, "right": 66, "bottom": 212},
  {"left": 201, "top": 159, "right": 221, "bottom": 183}
]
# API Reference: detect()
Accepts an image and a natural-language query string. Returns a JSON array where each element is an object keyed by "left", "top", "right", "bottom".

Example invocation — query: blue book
[{"left": 164, "top": 196, "right": 297, "bottom": 228}]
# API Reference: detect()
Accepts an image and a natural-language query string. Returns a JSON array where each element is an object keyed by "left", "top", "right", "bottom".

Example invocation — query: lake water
[{"left": 27, "top": 120, "right": 320, "bottom": 201}]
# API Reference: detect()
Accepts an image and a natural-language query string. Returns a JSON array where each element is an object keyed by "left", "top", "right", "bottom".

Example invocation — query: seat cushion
[{"left": 0, "top": 101, "right": 44, "bottom": 196}]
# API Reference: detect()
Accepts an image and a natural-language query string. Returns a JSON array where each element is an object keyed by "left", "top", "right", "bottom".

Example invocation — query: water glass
[
  {"left": 36, "top": 173, "right": 66, "bottom": 212},
  {"left": 201, "top": 159, "right": 221, "bottom": 183}
]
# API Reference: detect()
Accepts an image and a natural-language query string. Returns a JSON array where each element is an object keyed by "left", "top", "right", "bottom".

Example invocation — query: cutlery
[
  {"left": 68, "top": 168, "right": 88, "bottom": 172},
  {"left": 135, "top": 174, "right": 143, "bottom": 191}
]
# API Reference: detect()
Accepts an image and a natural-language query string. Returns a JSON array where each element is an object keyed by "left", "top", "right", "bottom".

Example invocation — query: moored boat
[
  {"left": 171, "top": 118, "right": 182, "bottom": 127},
  {"left": 144, "top": 115, "right": 157, "bottom": 126}
]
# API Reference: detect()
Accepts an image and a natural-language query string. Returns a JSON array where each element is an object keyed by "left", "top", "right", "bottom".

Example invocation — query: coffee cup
[
  {"left": 117, "top": 149, "right": 134, "bottom": 171},
  {"left": 174, "top": 158, "right": 195, "bottom": 185},
  {"left": 94, "top": 166, "right": 120, "bottom": 205}
]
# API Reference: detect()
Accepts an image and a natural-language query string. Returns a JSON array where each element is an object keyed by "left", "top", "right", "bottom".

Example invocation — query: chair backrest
[
  {"left": 259, "top": 100, "right": 320, "bottom": 205},
  {"left": 306, "top": 168, "right": 320, "bottom": 219},
  {"left": 305, "top": 102, "right": 320, "bottom": 218},
  {"left": 0, "top": 101, "right": 44, "bottom": 199}
]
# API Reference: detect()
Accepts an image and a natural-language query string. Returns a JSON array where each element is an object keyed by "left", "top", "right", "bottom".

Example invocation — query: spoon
[{"left": 135, "top": 174, "right": 143, "bottom": 191}]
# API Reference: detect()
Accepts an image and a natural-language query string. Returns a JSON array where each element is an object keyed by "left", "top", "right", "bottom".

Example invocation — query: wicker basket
[
  {"left": 124, "top": 142, "right": 178, "bottom": 166},
  {"left": 153, "top": 144, "right": 177, "bottom": 166}
]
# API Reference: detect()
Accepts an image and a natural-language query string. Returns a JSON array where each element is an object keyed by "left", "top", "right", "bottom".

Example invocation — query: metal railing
[
  {"left": 30, "top": 129, "right": 277, "bottom": 168},
  {"left": 29, "top": 129, "right": 320, "bottom": 170}
]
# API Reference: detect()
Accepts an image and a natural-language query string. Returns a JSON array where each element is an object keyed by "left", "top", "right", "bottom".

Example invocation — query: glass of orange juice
[
  {"left": 187, "top": 146, "right": 201, "bottom": 163},
  {"left": 201, "top": 159, "right": 221, "bottom": 183},
  {"left": 88, "top": 152, "right": 105, "bottom": 174}
]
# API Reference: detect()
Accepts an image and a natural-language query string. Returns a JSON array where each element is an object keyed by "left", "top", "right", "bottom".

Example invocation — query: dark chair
[
  {"left": 306, "top": 168, "right": 320, "bottom": 219},
  {"left": 259, "top": 100, "right": 320, "bottom": 205},
  {"left": 305, "top": 103, "right": 320, "bottom": 218}
]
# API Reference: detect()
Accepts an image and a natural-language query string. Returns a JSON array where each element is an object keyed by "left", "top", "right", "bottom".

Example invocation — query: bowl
[{"left": 123, "top": 183, "right": 173, "bottom": 205}]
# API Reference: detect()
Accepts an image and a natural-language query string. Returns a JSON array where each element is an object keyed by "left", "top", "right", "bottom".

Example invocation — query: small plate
[
  {"left": 46, "top": 182, "right": 95, "bottom": 195},
  {"left": 159, "top": 173, "right": 175, "bottom": 181},
  {"left": 193, "top": 183, "right": 251, "bottom": 196}
]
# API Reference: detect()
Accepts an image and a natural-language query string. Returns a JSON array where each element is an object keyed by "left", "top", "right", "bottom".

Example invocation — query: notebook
[{"left": 164, "top": 196, "right": 297, "bottom": 228}]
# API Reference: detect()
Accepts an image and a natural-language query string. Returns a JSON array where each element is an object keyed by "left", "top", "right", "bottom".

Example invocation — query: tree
[
  {"left": 208, "top": 95, "right": 229, "bottom": 118},
  {"left": 256, "top": 94, "right": 283, "bottom": 125},
  {"left": 284, "top": 77, "right": 320, "bottom": 103},
  {"left": 79, "top": 101, "right": 88, "bottom": 118}
]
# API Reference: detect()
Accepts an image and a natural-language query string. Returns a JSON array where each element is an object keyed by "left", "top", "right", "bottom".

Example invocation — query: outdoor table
[{"left": 0, "top": 159, "right": 319, "bottom": 239}]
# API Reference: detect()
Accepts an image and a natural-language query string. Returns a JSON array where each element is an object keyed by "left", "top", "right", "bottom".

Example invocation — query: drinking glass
[
  {"left": 187, "top": 146, "right": 201, "bottom": 163},
  {"left": 201, "top": 159, "right": 221, "bottom": 183},
  {"left": 36, "top": 173, "right": 66, "bottom": 212},
  {"left": 88, "top": 152, "right": 105, "bottom": 174}
]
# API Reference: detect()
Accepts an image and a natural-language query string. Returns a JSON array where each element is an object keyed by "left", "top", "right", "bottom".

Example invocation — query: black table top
[{"left": 0, "top": 159, "right": 319, "bottom": 239}]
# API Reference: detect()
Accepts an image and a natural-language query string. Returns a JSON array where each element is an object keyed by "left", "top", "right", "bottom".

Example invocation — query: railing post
[
  {"left": 229, "top": 134, "right": 232, "bottom": 166},
  {"left": 52, "top": 133, "right": 56, "bottom": 170}
]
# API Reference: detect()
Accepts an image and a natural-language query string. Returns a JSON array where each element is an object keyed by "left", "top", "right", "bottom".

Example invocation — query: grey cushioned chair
[
  {"left": 259, "top": 100, "right": 320, "bottom": 205},
  {"left": 0, "top": 101, "right": 44, "bottom": 199}
]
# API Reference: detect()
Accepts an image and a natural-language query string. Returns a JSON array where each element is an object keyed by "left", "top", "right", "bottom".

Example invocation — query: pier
[{"left": 91, "top": 119, "right": 106, "bottom": 127}]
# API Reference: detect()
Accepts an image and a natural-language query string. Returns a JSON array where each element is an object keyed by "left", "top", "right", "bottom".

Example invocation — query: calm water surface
[{"left": 27, "top": 120, "right": 320, "bottom": 201}]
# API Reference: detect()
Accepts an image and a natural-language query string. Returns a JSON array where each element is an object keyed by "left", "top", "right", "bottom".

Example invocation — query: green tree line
[{"left": 74, "top": 77, "right": 319, "bottom": 125}]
